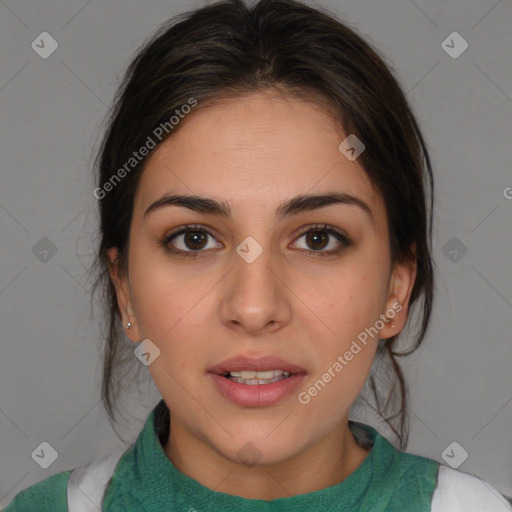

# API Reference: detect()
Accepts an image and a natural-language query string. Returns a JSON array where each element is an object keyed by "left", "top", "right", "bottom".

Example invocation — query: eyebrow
[{"left": 143, "top": 191, "right": 373, "bottom": 224}]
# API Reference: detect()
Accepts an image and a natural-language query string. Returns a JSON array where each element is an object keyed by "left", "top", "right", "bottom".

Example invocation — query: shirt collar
[{"left": 113, "top": 399, "right": 398, "bottom": 511}]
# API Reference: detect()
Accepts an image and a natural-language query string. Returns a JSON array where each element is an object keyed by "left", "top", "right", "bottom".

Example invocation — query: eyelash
[{"left": 159, "top": 223, "right": 352, "bottom": 259}]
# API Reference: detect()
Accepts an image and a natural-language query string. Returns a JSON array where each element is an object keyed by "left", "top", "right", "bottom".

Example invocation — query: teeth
[
  {"left": 226, "top": 369, "right": 291, "bottom": 385},
  {"left": 229, "top": 370, "right": 288, "bottom": 379}
]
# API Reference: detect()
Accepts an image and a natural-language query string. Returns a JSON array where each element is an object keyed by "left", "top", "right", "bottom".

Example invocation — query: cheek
[
  {"left": 302, "top": 260, "right": 387, "bottom": 385},
  {"left": 128, "top": 244, "right": 207, "bottom": 337},
  {"left": 302, "top": 281, "right": 382, "bottom": 407},
  {"left": 129, "top": 268, "right": 206, "bottom": 396},
  {"left": 131, "top": 276, "right": 183, "bottom": 339},
  {"left": 320, "top": 265, "right": 386, "bottom": 330},
  {"left": 128, "top": 253, "right": 219, "bottom": 387}
]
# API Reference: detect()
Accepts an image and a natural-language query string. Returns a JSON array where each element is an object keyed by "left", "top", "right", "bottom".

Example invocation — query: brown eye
[
  {"left": 166, "top": 228, "right": 218, "bottom": 252},
  {"left": 159, "top": 224, "right": 222, "bottom": 258},
  {"left": 181, "top": 230, "right": 209, "bottom": 250},
  {"left": 293, "top": 224, "right": 352, "bottom": 257},
  {"left": 304, "top": 230, "right": 329, "bottom": 251}
]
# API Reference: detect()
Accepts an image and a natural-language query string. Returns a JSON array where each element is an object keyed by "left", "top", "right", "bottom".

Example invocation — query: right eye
[{"left": 160, "top": 224, "right": 222, "bottom": 258}]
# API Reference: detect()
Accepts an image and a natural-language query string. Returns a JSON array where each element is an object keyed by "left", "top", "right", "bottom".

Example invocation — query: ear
[
  {"left": 379, "top": 242, "right": 418, "bottom": 339},
  {"left": 106, "top": 247, "right": 140, "bottom": 342}
]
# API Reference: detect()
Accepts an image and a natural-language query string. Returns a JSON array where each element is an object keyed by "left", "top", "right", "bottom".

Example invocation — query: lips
[
  {"left": 208, "top": 354, "right": 307, "bottom": 376},
  {"left": 207, "top": 354, "right": 308, "bottom": 406}
]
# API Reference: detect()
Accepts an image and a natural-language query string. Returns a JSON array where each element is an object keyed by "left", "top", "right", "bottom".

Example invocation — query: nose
[{"left": 219, "top": 239, "right": 292, "bottom": 336}]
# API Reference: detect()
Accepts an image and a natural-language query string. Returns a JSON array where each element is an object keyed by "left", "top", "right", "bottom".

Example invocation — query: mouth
[{"left": 207, "top": 355, "right": 307, "bottom": 407}]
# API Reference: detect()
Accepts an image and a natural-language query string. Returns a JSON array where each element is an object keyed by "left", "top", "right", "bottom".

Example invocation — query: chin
[{"left": 218, "top": 435, "right": 303, "bottom": 468}]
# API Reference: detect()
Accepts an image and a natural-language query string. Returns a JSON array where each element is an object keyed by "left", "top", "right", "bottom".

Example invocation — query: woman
[{"left": 4, "top": 0, "right": 511, "bottom": 510}]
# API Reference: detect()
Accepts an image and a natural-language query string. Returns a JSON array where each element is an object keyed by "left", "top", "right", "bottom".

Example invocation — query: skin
[{"left": 107, "top": 89, "right": 417, "bottom": 500}]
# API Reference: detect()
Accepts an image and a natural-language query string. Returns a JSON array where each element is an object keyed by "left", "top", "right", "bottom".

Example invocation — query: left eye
[{"left": 292, "top": 225, "right": 351, "bottom": 255}]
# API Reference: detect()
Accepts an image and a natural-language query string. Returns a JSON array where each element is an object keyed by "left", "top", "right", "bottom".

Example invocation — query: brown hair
[{"left": 90, "top": 0, "right": 435, "bottom": 449}]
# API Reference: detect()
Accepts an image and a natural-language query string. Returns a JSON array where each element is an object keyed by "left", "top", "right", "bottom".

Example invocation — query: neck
[{"left": 163, "top": 417, "right": 371, "bottom": 500}]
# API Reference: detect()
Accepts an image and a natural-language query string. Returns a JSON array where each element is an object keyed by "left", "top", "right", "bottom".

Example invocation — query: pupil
[
  {"left": 307, "top": 230, "right": 327, "bottom": 250},
  {"left": 185, "top": 231, "right": 206, "bottom": 250}
]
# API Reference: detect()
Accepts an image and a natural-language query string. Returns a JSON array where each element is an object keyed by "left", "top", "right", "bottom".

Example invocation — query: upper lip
[{"left": 208, "top": 354, "right": 307, "bottom": 375}]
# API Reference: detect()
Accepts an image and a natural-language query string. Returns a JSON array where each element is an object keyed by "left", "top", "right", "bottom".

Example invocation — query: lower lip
[{"left": 208, "top": 372, "right": 306, "bottom": 407}]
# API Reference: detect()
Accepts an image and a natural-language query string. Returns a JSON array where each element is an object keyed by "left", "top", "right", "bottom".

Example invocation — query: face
[{"left": 108, "top": 90, "right": 416, "bottom": 467}]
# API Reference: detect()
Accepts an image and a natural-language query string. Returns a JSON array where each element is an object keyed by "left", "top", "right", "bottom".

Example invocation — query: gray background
[{"left": 1, "top": 0, "right": 511, "bottom": 506}]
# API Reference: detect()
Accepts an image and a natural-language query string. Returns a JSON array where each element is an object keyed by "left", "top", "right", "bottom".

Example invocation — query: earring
[{"left": 125, "top": 322, "right": 132, "bottom": 330}]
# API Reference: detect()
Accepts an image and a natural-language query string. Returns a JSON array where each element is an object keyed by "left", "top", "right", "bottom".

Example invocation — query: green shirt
[{"left": 3, "top": 399, "right": 440, "bottom": 511}]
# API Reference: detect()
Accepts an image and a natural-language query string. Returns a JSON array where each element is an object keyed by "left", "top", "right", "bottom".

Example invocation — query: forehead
[{"left": 134, "top": 91, "right": 386, "bottom": 229}]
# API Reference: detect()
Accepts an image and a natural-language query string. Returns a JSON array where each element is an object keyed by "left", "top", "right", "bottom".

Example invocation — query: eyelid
[
  {"left": 293, "top": 223, "right": 350, "bottom": 240},
  {"left": 290, "top": 223, "right": 352, "bottom": 251},
  {"left": 161, "top": 223, "right": 351, "bottom": 256},
  {"left": 163, "top": 223, "right": 220, "bottom": 240},
  {"left": 162, "top": 224, "right": 221, "bottom": 251}
]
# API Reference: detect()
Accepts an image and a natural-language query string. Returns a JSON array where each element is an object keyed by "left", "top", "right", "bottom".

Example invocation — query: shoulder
[
  {"left": 431, "top": 465, "right": 512, "bottom": 512},
  {"left": 2, "top": 470, "right": 71, "bottom": 512}
]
